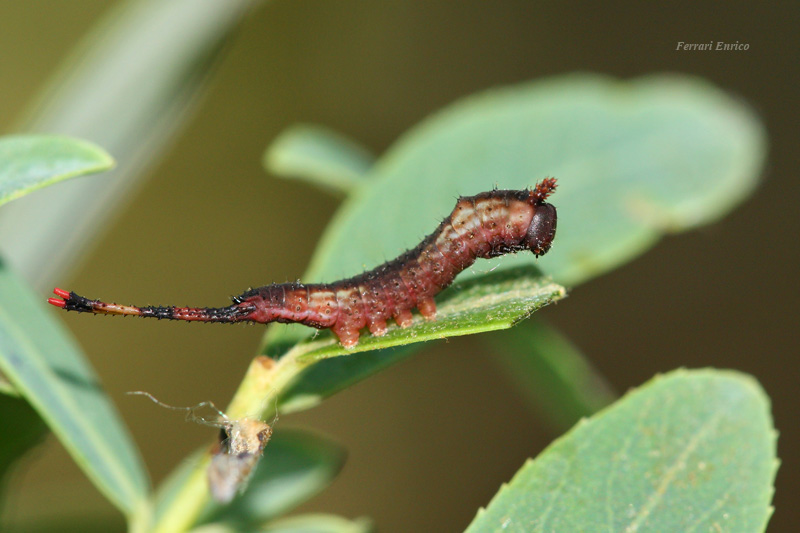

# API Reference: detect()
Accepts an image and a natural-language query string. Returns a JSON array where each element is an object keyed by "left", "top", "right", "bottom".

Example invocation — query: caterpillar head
[
  {"left": 524, "top": 202, "right": 557, "bottom": 257},
  {"left": 522, "top": 178, "right": 558, "bottom": 257}
]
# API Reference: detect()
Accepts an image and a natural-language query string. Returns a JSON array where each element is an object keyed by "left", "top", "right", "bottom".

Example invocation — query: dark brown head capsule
[{"left": 524, "top": 202, "right": 557, "bottom": 257}]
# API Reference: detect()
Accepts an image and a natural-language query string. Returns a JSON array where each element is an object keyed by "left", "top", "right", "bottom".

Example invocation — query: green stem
[{"left": 128, "top": 499, "right": 153, "bottom": 533}]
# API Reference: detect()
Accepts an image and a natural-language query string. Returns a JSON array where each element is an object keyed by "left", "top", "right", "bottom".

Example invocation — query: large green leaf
[
  {"left": 0, "top": 134, "right": 113, "bottom": 207},
  {"left": 466, "top": 369, "right": 777, "bottom": 532},
  {"left": 0, "top": 262, "right": 149, "bottom": 516}
]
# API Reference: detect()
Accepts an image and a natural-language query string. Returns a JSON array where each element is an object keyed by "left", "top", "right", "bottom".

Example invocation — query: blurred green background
[{"left": 1, "top": 1, "right": 797, "bottom": 531}]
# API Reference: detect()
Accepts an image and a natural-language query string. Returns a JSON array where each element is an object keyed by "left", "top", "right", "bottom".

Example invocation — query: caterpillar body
[{"left": 49, "top": 178, "right": 558, "bottom": 347}]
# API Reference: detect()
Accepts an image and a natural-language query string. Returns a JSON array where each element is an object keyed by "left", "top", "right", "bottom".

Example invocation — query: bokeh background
[{"left": 1, "top": 1, "right": 797, "bottom": 531}]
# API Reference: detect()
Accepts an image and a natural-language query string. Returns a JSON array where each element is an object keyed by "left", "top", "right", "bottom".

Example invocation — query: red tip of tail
[
  {"left": 48, "top": 297, "right": 66, "bottom": 308},
  {"left": 53, "top": 287, "right": 71, "bottom": 298},
  {"left": 49, "top": 288, "right": 71, "bottom": 308}
]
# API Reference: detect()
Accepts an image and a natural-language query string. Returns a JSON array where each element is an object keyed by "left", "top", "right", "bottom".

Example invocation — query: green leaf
[
  {"left": 299, "top": 267, "right": 564, "bottom": 363},
  {"left": 0, "top": 262, "right": 149, "bottom": 516},
  {"left": 0, "top": 0, "right": 254, "bottom": 291},
  {"left": 485, "top": 320, "right": 616, "bottom": 430},
  {"left": 276, "top": 345, "right": 416, "bottom": 415},
  {"left": 203, "top": 428, "right": 347, "bottom": 526},
  {"left": 275, "top": 267, "right": 564, "bottom": 413},
  {"left": 265, "top": 124, "right": 375, "bottom": 195},
  {"left": 302, "top": 74, "right": 766, "bottom": 290},
  {"left": 0, "top": 134, "right": 113, "bottom": 207},
  {"left": 466, "top": 369, "right": 778, "bottom": 533}
]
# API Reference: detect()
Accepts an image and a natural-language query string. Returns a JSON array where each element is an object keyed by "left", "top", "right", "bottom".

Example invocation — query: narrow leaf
[
  {"left": 0, "top": 134, "right": 113, "bottom": 207},
  {"left": 466, "top": 369, "right": 778, "bottom": 533},
  {"left": 265, "top": 124, "right": 375, "bottom": 195},
  {"left": 0, "top": 262, "right": 149, "bottom": 515},
  {"left": 486, "top": 321, "right": 616, "bottom": 430},
  {"left": 0, "top": 0, "right": 255, "bottom": 290}
]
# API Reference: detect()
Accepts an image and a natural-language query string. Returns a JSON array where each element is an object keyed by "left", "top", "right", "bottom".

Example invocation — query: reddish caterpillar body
[{"left": 49, "top": 178, "right": 558, "bottom": 347}]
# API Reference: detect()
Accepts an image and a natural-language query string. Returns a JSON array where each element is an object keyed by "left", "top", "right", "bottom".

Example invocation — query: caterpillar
[{"left": 48, "top": 178, "right": 557, "bottom": 347}]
